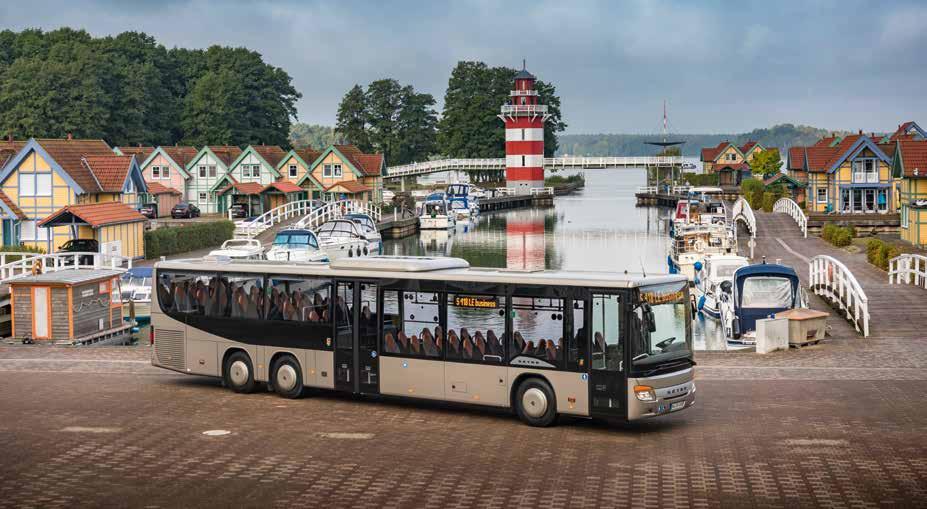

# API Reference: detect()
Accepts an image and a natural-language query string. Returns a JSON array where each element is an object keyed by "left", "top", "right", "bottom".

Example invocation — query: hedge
[
  {"left": 821, "top": 222, "right": 855, "bottom": 247},
  {"left": 683, "top": 172, "right": 719, "bottom": 186},
  {"left": 866, "top": 238, "right": 902, "bottom": 271},
  {"left": 145, "top": 220, "right": 235, "bottom": 259},
  {"left": 0, "top": 245, "right": 46, "bottom": 263}
]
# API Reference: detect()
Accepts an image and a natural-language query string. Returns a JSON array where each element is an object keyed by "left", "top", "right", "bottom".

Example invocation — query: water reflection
[{"left": 384, "top": 170, "right": 730, "bottom": 350}]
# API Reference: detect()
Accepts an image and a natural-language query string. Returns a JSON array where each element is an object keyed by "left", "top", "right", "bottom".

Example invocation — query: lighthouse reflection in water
[{"left": 382, "top": 171, "right": 729, "bottom": 350}]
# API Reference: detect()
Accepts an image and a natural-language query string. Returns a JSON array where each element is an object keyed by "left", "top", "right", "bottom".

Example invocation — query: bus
[{"left": 151, "top": 256, "right": 695, "bottom": 426}]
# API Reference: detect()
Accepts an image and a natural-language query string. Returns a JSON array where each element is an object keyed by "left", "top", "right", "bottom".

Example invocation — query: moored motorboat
[
  {"left": 693, "top": 254, "right": 750, "bottom": 319},
  {"left": 315, "top": 219, "right": 374, "bottom": 260},
  {"left": 344, "top": 213, "right": 383, "bottom": 254},
  {"left": 121, "top": 267, "right": 152, "bottom": 326},
  {"left": 208, "top": 239, "right": 265, "bottom": 260},
  {"left": 265, "top": 229, "right": 328, "bottom": 262},
  {"left": 420, "top": 192, "right": 455, "bottom": 230},
  {"left": 718, "top": 262, "right": 807, "bottom": 344}
]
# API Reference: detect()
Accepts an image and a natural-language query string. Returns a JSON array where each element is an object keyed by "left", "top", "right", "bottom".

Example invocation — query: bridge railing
[
  {"left": 0, "top": 252, "right": 133, "bottom": 283},
  {"left": 809, "top": 254, "right": 870, "bottom": 337},
  {"left": 386, "top": 158, "right": 505, "bottom": 177},
  {"left": 732, "top": 197, "right": 757, "bottom": 237},
  {"left": 773, "top": 197, "right": 808, "bottom": 238},
  {"left": 888, "top": 253, "right": 927, "bottom": 287},
  {"left": 530, "top": 187, "right": 554, "bottom": 196},
  {"left": 386, "top": 156, "right": 686, "bottom": 177},
  {"left": 234, "top": 199, "right": 316, "bottom": 238},
  {"left": 293, "top": 200, "right": 381, "bottom": 231},
  {"left": 673, "top": 185, "right": 691, "bottom": 194},
  {"left": 636, "top": 186, "right": 658, "bottom": 194},
  {"left": 544, "top": 156, "right": 684, "bottom": 169}
]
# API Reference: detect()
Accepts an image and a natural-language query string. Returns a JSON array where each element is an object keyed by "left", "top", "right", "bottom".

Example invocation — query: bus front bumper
[{"left": 627, "top": 368, "right": 696, "bottom": 421}]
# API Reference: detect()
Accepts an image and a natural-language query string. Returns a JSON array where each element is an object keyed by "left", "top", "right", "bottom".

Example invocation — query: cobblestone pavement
[{"left": 1, "top": 346, "right": 926, "bottom": 508}]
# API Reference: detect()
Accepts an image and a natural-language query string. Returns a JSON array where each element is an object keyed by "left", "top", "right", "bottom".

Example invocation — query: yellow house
[
  {"left": 276, "top": 148, "right": 322, "bottom": 198},
  {"left": 38, "top": 201, "right": 147, "bottom": 259},
  {"left": 296, "top": 145, "right": 384, "bottom": 203},
  {"left": 788, "top": 133, "right": 894, "bottom": 214},
  {"left": 700, "top": 141, "right": 777, "bottom": 186},
  {"left": 0, "top": 138, "right": 148, "bottom": 255},
  {"left": 895, "top": 138, "right": 927, "bottom": 246}
]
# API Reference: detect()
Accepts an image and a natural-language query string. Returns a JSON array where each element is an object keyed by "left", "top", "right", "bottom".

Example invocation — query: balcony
[
  {"left": 500, "top": 104, "right": 548, "bottom": 116},
  {"left": 510, "top": 89, "right": 539, "bottom": 97}
]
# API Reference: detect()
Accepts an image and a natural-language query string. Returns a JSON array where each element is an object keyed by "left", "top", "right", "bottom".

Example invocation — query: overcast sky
[{"left": 2, "top": 0, "right": 925, "bottom": 134}]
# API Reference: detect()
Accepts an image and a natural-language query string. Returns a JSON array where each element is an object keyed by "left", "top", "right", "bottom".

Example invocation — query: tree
[
  {"left": 335, "top": 85, "right": 371, "bottom": 151},
  {"left": 364, "top": 79, "right": 403, "bottom": 161},
  {"left": 659, "top": 146, "right": 682, "bottom": 157},
  {"left": 290, "top": 124, "right": 336, "bottom": 150},
  {"left": 393, "top": 86, "right": 438, "bottom": 165},
  {"left": 749, "top": 149, "right": 783, "bottom": 178}
]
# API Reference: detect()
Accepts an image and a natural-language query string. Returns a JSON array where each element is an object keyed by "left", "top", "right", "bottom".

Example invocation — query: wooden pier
[
  {"left": 478, "top": 193, "right": 553, "bottom": 212},
  {"left": 377, "top": 212, "right": 419, "bottom": 239}
]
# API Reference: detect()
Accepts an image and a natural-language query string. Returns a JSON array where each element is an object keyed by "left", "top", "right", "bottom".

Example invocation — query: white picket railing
[
  {"left": 888, "top": 253, "right": 927, "bottom": 287},
  {"left": 732, "top": 197, "right": 757, "bottom": 237},
  {"left": 234, "top": 199, "right": 316, "bottom": 238},
  {"left": 0, "top": 252, "right": 133, "bottom": 283},
  {"left": 636, "top": 186, "right": 658, "bottom": 194},
  {"left": 773, "top": 197, "right": 808, "bottom": 238},
  {"left": 0, "top": 252, "right": 45, "bottom": 266},
  {"left": 293, "top": 200, "right": 382, "bottom": 231},
  {"left": 809, "top": 255, "right": 870, "bottom": 337},
  {"left": 530, "top": 187, "right": 554, "bottom": 196}
]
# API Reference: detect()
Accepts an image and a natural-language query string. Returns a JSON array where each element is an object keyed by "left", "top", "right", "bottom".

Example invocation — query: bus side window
[
  {"left": 567, "top": 299, "right": 587, "bottom": 371},
  {"left": 510, "top": 296, "right": 564, "bottom": 366},
  {"left": 381, "top": 290, "right": 401, "bottom": 354},
  {"left": 446, "top": 293, "right": 506, "bottom": 363},
  {"left": 399, "top": 292, "right": 440, "bottom": 359},
  {"left": 592, "top": 294, "right": 622, "bottom": 371}
]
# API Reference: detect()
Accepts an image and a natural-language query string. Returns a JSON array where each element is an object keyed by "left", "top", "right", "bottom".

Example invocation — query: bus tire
[
  {"left": 224, "top": 351, "right": 256, "bottom": 394},
  {"left": 514, "top": 378, "right": 557, "bottom": 427},
  {"left": 271, "top": 355, "right": 303, "bottom": 399}
]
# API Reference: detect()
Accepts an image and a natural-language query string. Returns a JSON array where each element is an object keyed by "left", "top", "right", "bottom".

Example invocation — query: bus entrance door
[
  {"left": 357, "top": 282, "right": 379, "bottom": 394},
  {"left": 334, "top": 281, "right": 355, "bottom": 392},
  {"left": 334, "top": 281, "right": 380, "bottom": 395},
  {"left": 589, "top": 293, "right": 626, "bottom": 417}
]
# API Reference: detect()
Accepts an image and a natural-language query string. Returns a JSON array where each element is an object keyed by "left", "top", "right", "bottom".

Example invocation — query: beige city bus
[{"left": 151, "top": 256, "right": 695, "bottom": 426}]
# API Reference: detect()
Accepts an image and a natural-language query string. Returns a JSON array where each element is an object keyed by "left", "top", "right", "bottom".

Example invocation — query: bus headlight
[{"left": 634, "top": 385, "right": 656, "bottom": 402}]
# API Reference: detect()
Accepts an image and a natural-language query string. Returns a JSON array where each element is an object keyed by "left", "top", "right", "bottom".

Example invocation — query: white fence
[
  {"left": 530, "top": 187, "right": 554, "bottom": 196},
  {"left": 385, "top": 156, "right": 686, "bottom": 178},
  {"left": 888, "top": 253, "right": 927, "bottom": 287},
  {"left": 234, "top": 199, "right": 316, "bottom": 238},
  {"left": 809, "top": 255, "right": 870, "bottom": 337},
  {"left": 773, "top": 197, "right": 808, "bottom": 238},
  {"left": 0, "top": 252, "right": 133, "bottom": 283},
  {"left": 293, "top": 200, "right": 381, "bottom": 231}
]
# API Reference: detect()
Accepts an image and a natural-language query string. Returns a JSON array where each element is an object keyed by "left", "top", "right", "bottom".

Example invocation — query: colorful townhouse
[
  {"left": 0, "top": 138, "right": 148, "bottom": 257},
  {"left": 787, "top": 132, "right": 895, "bottom": 214},
  {"left": 276, "top": 148, "right": 322, "bottom": 196},
  {"left": 183, "top": 146, "right": 242, "bottom": 214},
  {"left": 700, "top": 141, "right": 778, "bottom": 186},
  {"left": 137, "top": 145, "right": 199, "bottom": 217},
  {"left": 296, "top": 145, "right": 384, "bottom": 203},
  {"left": 211, "top": 145, "right": 292, "bottom": 215},
  {"left": 891, "top": 122, "right": 927, "bottom": 246}
]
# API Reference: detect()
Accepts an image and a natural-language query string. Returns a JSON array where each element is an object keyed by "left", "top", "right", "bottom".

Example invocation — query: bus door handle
[{"left": 482, "top": 355, "right": 502, "bottom": 363}]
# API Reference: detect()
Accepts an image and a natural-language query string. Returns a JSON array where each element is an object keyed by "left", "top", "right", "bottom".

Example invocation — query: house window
[
  {"left": 323, "top": 164, "right": 332, "bottom": 177},
  {"left": 151, "top": 166, "right": 160, "bottom": 179},
  {"left": 241, "top": 166, "right": 250, "bottom": 178},
  {"left": 198, "top": 165, "right": 207, "bottom": 178},
  {"left": 162, "top": 166, "right": 170, "bottom": 179},
  {"left": 208, "top": 165, "right": 217, "bottom": 178},
  {"left": 289, "top": 164, "right": 298, "bottom": 178},
  {"left": 902, "top": 205, "right": 909, "bottom": 229},
  {"left": 198, "top": 192, "right": 208, "bottom": 203},
  {"left": 333, "top": 164, "right": 342, "bottom": 177},
  {"left": 816, "top": 187, "right": 827, "bottom": 204},
  {"left": 19, "top": 220, "right": 48, "bottom": 241},
  {"left": 251, "top": 165, "right": 260, "bottom": 179},
  {"left": 878, "top": 188, "right": 888, "bottom": 212},
  {"left": 852, "top": 159, "right": 878, "bottom": 183},
  {"left": 19, "top": 173, "right": 52, "bottom": 197},
  {"left": 521, "top": 155, "right": 526, "bottom": 166}
]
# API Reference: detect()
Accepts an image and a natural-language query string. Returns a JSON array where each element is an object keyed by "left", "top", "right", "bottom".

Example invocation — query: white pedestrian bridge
[{"left": 384, "top": 156, "right": 684, "bottom": 178}]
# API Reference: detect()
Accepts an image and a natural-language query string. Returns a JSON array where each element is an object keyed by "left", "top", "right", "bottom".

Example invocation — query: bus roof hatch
[{"left": 329, "top": 256, "right": 470, "bottom": 272}]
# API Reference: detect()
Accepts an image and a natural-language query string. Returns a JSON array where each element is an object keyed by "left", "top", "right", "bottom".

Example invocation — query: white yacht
[
  {"left": 208, "top": 239, "right": 265, "bottom": 261},
  {"left": 447, "top": 183, "right": 479, "bottom": 220},
  {"left": 120, "top": 267, "right": 152, "bottom": 326},
  {"left": 316, "top": 219, "right": 374, "bottom": 260},
  {"left": 420, "top": 192, "right": 455, "bottom": 230},
  {"left": 694, "top": 254, "right": 750, "bottom": 319},
  {"left": 668, "top": 222, "right": 737, "bottom": 280},
  {"left": 344, "top": 213, "right": 382, "bottom": 254},
  {"left": 265, "top": 229, "right": 328, "bottom": 262}
]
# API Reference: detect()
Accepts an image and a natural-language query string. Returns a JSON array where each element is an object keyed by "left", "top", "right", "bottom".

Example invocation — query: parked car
[
  {"left": 229, "top": 203, "right": 249, "bottom": 219},
  {"left": 171, "top": 202, "right": 200, "bottom": 219},
  {"left": 139, "top": 203, "right": 158, "bottom": 219},
  {"left": 59, "top": 238, "right": 99, "bottom": 266}
]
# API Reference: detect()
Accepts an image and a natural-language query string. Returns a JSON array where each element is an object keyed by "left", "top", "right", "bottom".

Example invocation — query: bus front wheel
[
  {"left": 515, "top": 378, "right": 557, "bottom": 427},
  {"left": 224, "top": 351, "right": 256, "bottom": 394},
  {"left": 271, "top": 355, "right": 304, "bottom": 399}
]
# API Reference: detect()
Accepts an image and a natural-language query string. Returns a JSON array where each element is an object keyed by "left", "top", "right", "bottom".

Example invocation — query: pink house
[{"left": 138, "top": 146, "right": 199, "bottom": 215}]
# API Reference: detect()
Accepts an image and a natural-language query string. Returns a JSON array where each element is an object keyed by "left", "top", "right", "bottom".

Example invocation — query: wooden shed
[
  {"left": 145, "top": 182, "right": 182, "bottom": 218},
  {"left": 9, "top": 269, "right": 133, "bottom": 345},
  {"left": 39, "top": 201, "right": 148, "bottom": 259}
]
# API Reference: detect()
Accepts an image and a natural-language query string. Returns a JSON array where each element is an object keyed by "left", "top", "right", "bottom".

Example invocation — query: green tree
[
  {"left": 364, "top": 79, "right": 403, "bottom": 161},
  {"left": 749, "top": 149, "right": 783, "bottom": 178},
  {"left": 335, "top": 84, "right": 371, "bottom": 151},
  {"left": 394, "top": 85, "right": 438, "bottom": 165},
  {"left": 290, "top": 124, "right": 336, "bottom": 150}
]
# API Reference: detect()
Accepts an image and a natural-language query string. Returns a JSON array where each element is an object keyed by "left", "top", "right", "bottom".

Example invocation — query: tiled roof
[
  {"left": 217, "top": 182, "right": 264, "bottom": 196},
  {"left": 788, "top": 147, "right": 805, "bottom": 170},
  {"left": 117, "top": 146, "right": 155, "bottom": 163},
  {"left": 81, "top": 155, "right": 134, "bottom": 193},
  {"left": 0, "top": 189, "right": 26, "bottom": 219},
  {"left": 262, "top": 181, "right": 303, "bottom": 194},
  {"left": 814, "top": 136, "right": 839, "bottom": 147},
  {"left": 739, "top": 141, "right": 757, "bottom": 154},
  {"left": 763, "top": 172, "right": 806, "bottom": 188},
  {"left": 251, "top": 145, "right": 287, "bottom": 168},
  {"left": 295, "top": 148, "right": 322, "bottom": 165},
  {"left": 146, "top": 182, "right": 181, "bottom": 195},
  {"left": 35, "top": 138, "right": 114, "bottom": 192},
  {"left": 324, "top": 180, "right": 371, "bottom": 194},
  {"left": 0, "top": 140, "right": 27, "bottom": 169},
  {"left": 879, "top": 142, "right": 897, "bottom": 159},
  {"left": 700, "top": 141, "right": 731, "bottom": 162},
  {"left": 207, "top": 146, "right": 243, "bottom": 167},
  {"left": 890, "top": 121, "right": 918, "bottom": 141},
  {"left": 896, "top": 140, "right": 927, "bottom": 178},
  {"left": 38, "top": 201, "right": 146, "bottom": 228},
  {"left": 160, "top": 146, "right": 199, "bottom": 169},
  {"left": 334, "top": 145, "right": 384, "bottom": 176}
]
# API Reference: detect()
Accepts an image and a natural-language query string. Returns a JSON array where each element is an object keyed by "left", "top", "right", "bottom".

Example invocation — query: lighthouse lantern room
[{"left": 498, "top": 63, "right": 550, "bottom": 195}]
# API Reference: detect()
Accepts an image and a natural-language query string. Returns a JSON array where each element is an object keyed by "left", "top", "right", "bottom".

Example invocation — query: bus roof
[{"left": 154, "top": 256, "right": 685, "bottom": 289}]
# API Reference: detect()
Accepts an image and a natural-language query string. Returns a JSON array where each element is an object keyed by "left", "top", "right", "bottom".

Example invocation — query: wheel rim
[
  {"left": 229, "top": 360, "right": 249, "bottom": 387},
  {"left": 276, "top": 364, "right": 298, "bottom": 392},
  {"left": 522, "top": 388, "right": 548, "bottom": 418}
]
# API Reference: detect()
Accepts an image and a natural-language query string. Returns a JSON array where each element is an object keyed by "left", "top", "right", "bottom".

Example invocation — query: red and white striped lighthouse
[{"left": 499, "top": 63, "right": 550, "bottom": 194}]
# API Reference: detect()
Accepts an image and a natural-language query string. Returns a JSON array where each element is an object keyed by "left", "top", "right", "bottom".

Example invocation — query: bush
[
  {"left": 0, "top": 245, "right": 46, "bottom": 262},
  {"left": 761, "top": 191, "right": 779, "bottom": 212},
  {"left": 822, "top": 222, "right": 836, "bottom": 243},
  {"left": 821, "top": 222, "right": 854, "bottom": 247},
  {"left": 145, "top": 220, "right": 234, "bottom": 259},
  {"left": 865, "top": 238, "right": 904, "bottom": 271},
  {"left": 683, "top": 172, "right": 719, "bottom": 186}
]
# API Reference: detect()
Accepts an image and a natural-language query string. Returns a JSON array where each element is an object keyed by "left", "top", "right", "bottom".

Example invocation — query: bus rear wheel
[
  {"left": 271, "top": 355, "right": 303, "bottom": 399},
  {"left": 224, "top": 351, "right": 256, "bottom": 394},
  {"left": 515, "top": 378, "right": 557, "bottom": 427}
]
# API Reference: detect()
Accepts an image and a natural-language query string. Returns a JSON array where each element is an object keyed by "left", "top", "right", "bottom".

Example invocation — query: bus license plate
[{"left": 670, "top": 401, "right": 686, "bottom": 412}]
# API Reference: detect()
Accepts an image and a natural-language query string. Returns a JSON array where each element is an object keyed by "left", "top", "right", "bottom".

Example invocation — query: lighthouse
[{"left": 499, "top": 63, "right": 550, "bottom": 194}]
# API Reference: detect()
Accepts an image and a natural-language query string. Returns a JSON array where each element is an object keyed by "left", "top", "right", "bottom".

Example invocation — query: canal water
[{"left": 384, "top": 169, "right": 729, "bottom": 351}]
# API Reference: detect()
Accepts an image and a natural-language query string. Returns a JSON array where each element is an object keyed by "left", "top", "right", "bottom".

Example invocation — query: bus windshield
[{"left": 632, "top": 280, "right": 692, "bottom": 369}]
